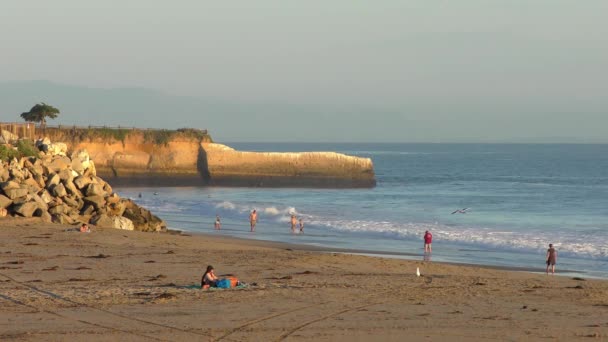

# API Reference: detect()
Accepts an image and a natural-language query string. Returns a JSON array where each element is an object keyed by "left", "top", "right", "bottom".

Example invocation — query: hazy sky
[{"left": 1, "top": 1, "right": 607, "bottom": 142}]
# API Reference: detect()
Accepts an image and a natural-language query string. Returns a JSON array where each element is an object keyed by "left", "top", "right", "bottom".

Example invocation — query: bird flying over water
[{"left": 451, "top": 208, "right": 470, "bottom": 214}]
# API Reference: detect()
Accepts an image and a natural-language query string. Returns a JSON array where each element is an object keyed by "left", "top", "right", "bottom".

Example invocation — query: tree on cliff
[{"left": 20, "top": 102, "right": 60, "bottom": 128}]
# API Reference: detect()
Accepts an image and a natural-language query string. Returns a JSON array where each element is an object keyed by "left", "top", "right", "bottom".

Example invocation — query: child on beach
[
  {"left": 214, "top": 215, "right": 221, "bottom": 230},
  {"left": 546, "top": 244, "right": 557, "bottom": 274},
  {"left": 423, "top": 230, "right": 432, "bottom": 253}
]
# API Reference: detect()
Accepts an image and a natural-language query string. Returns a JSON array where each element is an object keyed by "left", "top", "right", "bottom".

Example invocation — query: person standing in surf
[
  {"left": 546, "top": 244, "right": 557, "bottom": 274},
  {"left": 249, "top": 210, "right": 257, "bottom": 232},
  {"left": 423, "top": 230, "right": 433, "bottom": 253},
  {"left": 290, "top": 215, "right": 297, "bottom": 233},
  {"left": 299, "top": 218, "right": 304, "bottom": 233},
  {"left": 214, "top": 215, "right": 221, "bottom": 230}
]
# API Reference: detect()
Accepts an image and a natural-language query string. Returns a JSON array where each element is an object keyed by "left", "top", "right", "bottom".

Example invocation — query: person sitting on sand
[
  {"left": 546, "top": 244, "right": 557, "bottom": 275},
  {"left": 80, "top": 223, "right": 90, "bottom": 233},
  {"left": 201, "top": 265, "right": 218, "bottom": 288},
  {"left": 214, "top": 215, "right": 221, "bottom": 230}
]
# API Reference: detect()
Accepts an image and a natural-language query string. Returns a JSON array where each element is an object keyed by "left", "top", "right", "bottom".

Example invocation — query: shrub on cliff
[
  {"left": 0, "top": 140, "right": 38, "bottom": 161},
  {"left": 16, "top": 140, "right": 38, "bottom": 157},
  {"left": 0, "top": 145, "right": 19, "bottom": 161}
]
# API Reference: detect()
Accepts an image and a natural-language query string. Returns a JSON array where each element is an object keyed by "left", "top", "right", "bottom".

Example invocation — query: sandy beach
[{"left": 1, "top": 218, "right": 607, "bottom": 341}]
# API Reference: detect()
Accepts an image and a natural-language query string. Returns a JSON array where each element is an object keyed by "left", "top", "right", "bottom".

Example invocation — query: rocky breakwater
[
  {"left": 0, "top": 150, "right": 166, "bottom": 232},
  {"left": 202, "top": 143, "right": 376, "bottom": 188}
]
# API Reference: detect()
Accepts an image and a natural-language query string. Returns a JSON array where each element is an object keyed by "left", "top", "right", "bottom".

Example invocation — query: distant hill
[{"left": 0, "top": 80, "right": 330, "bottom": 142}]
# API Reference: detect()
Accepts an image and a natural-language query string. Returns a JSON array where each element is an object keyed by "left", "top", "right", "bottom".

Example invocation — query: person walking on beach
[
  {"left": 546, "top": 243, "right": 557, "bottom": 274},
  {"left": 424, "top": 230, "right": 433, "bottom": 253},
  {"left": 249, "top": 210, "right": 257, "bottom": 232},
  {"left": 299, "top": 218, "right": 304, "bottom": 233},
  {"left": 214, "top": 215, "right": 221, "bottom": 230},
  {"left": 290, "top": 215, "right": 297, "bottom": 233}
]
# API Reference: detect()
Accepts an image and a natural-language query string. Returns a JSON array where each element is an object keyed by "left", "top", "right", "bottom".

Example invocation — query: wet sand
[{"left": 1, "top": 217, "right": 607, "bottom": 341}]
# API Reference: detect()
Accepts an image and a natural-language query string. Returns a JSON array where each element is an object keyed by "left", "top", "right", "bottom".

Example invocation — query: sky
[{"left": 1, "top": 1, "right": 607, "bottom": 143}]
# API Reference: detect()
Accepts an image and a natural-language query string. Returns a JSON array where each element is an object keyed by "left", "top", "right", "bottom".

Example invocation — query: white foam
[
  {"left": 215, "top": 201, "right": 236, "bottom": 210},
  {"left": 311, "top": 218, "right": 608, "bottom": 259},
  {"left": 263, "top": 207, "right": 281, "bottom": 215}
]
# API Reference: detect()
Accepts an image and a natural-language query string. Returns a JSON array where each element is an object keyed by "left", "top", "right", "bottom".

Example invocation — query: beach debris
[
  {"left": 416, "top": 267, "right": 421, "bottom": 277},
  {"left": 86, "top": 253, "right": 110, "bottom": 258}
]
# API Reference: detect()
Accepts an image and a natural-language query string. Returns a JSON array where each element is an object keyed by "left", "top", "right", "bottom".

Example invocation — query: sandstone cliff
[{"left": 41, "top": 128, "right": 376, "bottom": 188}]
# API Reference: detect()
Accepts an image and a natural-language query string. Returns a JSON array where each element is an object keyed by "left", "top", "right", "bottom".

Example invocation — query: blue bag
[{"left": 216, "top": 278, "right": 231, "bottom": 288}]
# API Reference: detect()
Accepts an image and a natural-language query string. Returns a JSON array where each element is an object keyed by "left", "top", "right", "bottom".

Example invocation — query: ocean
[{"left": 116, "top": 143, "right": 608, "bottom": 278}]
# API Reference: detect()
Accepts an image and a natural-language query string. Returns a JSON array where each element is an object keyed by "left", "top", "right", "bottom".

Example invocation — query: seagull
[
  {"left": 451, "top": 208, "right": 470, "bottom": 214},
  {"left": 416, "top": 267, "right": 421, "bottom": 277}
]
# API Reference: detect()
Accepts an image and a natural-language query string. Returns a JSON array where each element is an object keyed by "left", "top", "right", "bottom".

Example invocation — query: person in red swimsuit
[{"left": 424, "top": 230, "right": 433, "bottom": 253}]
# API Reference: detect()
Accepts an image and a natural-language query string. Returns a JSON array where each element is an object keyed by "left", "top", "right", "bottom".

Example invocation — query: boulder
[
  {"left": 46, "top": 173, "right": 61, "bottom": 188},
  {"left": 39, "top": 211, "right": 52, "bottom": 223},
  {"left": 90, "top": 214, "right": 134, "bottom": 230},
  {"left": 83, "top": 161, "right": 97, "bottom": 177},
  {"left": 45, "top": 156, "right": 71, "bottom": 173},
  {"left": 85, "top": 183, "right": 105, "bottom": 197},
  {"left": 121, "top": 199, "right": 167, "bottom": 232},
  {"left": 9, "top": 168, "right": 25, "bottom": 180},
  {"left": 90, "top": 214, "right": 114, "bottom": 227},
  {"left": 47, "top": 143, "right": 68, "bottom": 156},
  {"left": 107, "top": 201, "right": 126, "bottom": 216},
  {"left": 106, "top": 193, "right": 121, "bottom": 204},
  {"left": 71, "top": 150, "right": 92, "bottom": 174},
  {"left": 0, "top": 180, "right": 20, "bottom": 192},
  {"left": 23, "top": 177, "right": 42, "bottom": 193},
  {"left": 13, "top": 202, "right": 38, "bottom": 217},
  {"left": 64, "top": 180, "right": 82, "bottom": 198},
  {"left": 33, "top": 173, "right": 46, "bottom": 188},
  {"left": 31, "top": 193, "right": 48, "bottom": 212},
  {"left": 80, "top": 204, "right": 96, "bottom": 216},
  {"left": 0, "top": 169, "right": 9, "bottom": 182},
  {"left": 83, "top": 195, "right": 105, "bottom": 210},
  {"left": 39, "top": 190, "right": 54, "bottom": 204},
  {"left": 62, "top": 196, "right": 80, "bottom": 209},
  {"left": 0, "top": 207, "right": 8, "bottom": 217},
  {"left": 4, "top": 187, "right": 29, "bottom": 200},
  {"left": 48, "top": 204, "right": 66, "bottom": 215},
  {"left": 51, "top": 213, "right": 74, "bottom": 225},
  {"left": 0, "top": 194, "right": 12, "bottom": 208},
  {"left": 58, "top": 169, "right": 74, "bottom": 182},
  {"left": 51, "top": 183, "right": 67, "bottom": 197},
  {"left": 73, "top": 176, "right": 93, "bottom": 190}
]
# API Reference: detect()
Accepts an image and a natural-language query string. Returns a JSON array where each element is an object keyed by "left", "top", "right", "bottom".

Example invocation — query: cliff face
[
  {"left": 202, "top": 143, "right": 376, "bottom": 188},
  {"left": 44, "top": 130, "right": 376, "bottom": 188}
]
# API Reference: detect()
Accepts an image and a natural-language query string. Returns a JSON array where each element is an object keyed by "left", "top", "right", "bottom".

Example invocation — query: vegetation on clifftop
[
  {"left": 39, "top": 126, "right": 212, "bottom": 145},
  {"left": 0, "top": 140, "right": 38, "bottom": 161}
]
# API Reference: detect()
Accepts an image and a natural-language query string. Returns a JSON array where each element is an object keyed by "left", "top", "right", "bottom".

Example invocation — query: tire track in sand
[{"left": 0, "top": 272, "right": 213, "bottom": 341}]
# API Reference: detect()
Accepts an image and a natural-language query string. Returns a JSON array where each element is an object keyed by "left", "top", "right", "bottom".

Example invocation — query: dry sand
[{"left": 0, "top": 217, "right": 607, "bottom": 341}]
